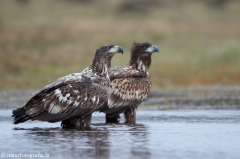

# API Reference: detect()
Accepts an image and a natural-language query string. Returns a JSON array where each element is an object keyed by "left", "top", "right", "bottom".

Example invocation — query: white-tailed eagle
[
  {"left": 12, "top": 44, "right": 124, "bottom": 129},
  {"left": 99, "top": 42, "right": 159, "bottom": 124}
]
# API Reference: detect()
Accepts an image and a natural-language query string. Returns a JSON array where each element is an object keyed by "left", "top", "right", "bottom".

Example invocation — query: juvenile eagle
[
  {"left": 12, "top": 44, "right": 123, "bottom": 129},
  {"left": 100, "top": 42, "right": 159, "bottom": 124}
]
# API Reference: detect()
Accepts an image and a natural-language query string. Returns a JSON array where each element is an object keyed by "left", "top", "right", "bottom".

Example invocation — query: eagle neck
[
  {"left": 129, "top": 56, "right": 151, "bottom": 75},
  {"left": 91, "top": 57, "right": 111, "bottom": 77}
]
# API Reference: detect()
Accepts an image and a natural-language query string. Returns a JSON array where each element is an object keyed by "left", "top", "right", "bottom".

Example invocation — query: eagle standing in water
[
  {"left": 12, "top": 44, "right": 123, "bottom": 129},
  {"left": 100, "top": 42, "right": 159, "bottom": 124}
]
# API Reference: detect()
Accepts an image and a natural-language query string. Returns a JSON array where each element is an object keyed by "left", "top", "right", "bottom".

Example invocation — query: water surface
[{"left": 0, "top": 110, "right": 240, "bottom": 159}]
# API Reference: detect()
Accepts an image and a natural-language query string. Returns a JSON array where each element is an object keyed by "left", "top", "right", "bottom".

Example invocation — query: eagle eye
[
  {"left": 143, "top": 45, "right": 149, "bottom": 49},
  {"left": 107, "top": 46, "right": 112, "bottom": 50}
]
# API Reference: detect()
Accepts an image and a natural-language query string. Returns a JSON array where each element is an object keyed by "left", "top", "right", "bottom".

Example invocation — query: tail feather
[
  {"left": 12, "top": 107, "right": 25, "bottom": 117},
  {"left": 12, "top": 107, "right": 30, "bottom": 124}
]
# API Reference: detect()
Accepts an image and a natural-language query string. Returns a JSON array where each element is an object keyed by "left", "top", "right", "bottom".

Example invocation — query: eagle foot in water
[
  {"left": 61, "top": 114, "right": 92, "bottom": 129},
  {"left": 124, "top": 108, "right": 136, "bottom": 124}
]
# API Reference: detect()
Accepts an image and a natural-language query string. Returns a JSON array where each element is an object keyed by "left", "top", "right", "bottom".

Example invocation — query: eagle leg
[
  {"left": 61, "top": 117, "right": 78, "bottom": 129},
  {"left": 61, "top": 114, "right": 92, "bottom": 129},
  {"left": 124, "top": 108, "right": 136, "bottom": 124},
  {"left": 84, "top": 114, "right": 92, "bottom": 128},
  {"left": 105, "top": 115, "right": 120, "bottom": 123},
  {"left": 75, "top": 114, "right": 92, "bottom": 129}
]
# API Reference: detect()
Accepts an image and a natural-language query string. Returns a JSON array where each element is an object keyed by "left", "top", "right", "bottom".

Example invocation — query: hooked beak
[
  {"left": 146, "top": 45, "right": 159, "bottom": 53},
  {"left": 109, "top": 46, "right": 124, "bottom": 55}
]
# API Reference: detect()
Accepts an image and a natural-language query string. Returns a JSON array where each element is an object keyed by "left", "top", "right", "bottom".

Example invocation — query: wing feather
[
  {"left": 32, "top": 67, "right": 102, "bottom": 97},
  {"left": 24, "top": 81, "right": 109, "bottom": 122}
]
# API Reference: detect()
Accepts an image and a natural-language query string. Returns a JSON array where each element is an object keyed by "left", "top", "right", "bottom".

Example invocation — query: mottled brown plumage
[
  {"left": 12, "top": 44, "right": 123, "bottom": 129},
  {"left": 100, "top": 42, "right": 159, "bottom": 124}
]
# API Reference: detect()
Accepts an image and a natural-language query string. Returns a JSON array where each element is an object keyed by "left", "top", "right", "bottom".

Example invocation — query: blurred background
[
  {"left": 0, "top": 0, "right": 240, "bottom": 89},
  {"left": 1, "top": 1, "right": 240, "bottom": 157}
]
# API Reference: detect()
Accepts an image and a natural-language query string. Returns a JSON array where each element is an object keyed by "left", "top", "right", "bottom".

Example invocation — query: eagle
[
  {"left": 99, "top": 42, "right": 159, "bottom": 124},
  {"left": 12, "top": 44, "right": 124, "bottom": 129}
]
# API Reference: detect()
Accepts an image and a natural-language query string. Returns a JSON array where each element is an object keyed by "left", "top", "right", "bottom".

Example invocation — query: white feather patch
[
  {"left": 96, "top": 97, "right": 99, "bottom": 104},
  {"left": 67, "top": 99, "right": 73, "bottom": 105},
  {"left": 74, "top": 101, "right": 80, "bottom": 107},
  {"left": 54, "top": 89, "right": 61, "bottom": 95},
  {"left": 104, "top": 64, "right": 108, "bottom": 74},
  {"left": 91, "top": 96, "right": 96, "bottom": 103},
  {"left": 138, "top": 60, "right": 142, "bottom": 70},
  {"left": 114, "top": 89, "right": 119, "bottom": 94},
  {"left": 119, "top": 92, "right": 122, "bottom": 99},
  {"left": 73, "top": 90, "right": 79, "bottom": 93},
  {"left": 142, "top": 65, "right": 146, "bottom": 72},
  {"left": 122, "top": 94, "right": 126, "bottom": 100},
  {"left": 50, "top": 102, "right": 55, "bottom": 109},
  {"left": 59, "top": 95, "right": 67, "bottom": 103},
  {"left": 51, "top": 105, "right": 62, "bottom": 114},
  {"left": 136, "top": 91, "right": 139, "bottom": 96}
]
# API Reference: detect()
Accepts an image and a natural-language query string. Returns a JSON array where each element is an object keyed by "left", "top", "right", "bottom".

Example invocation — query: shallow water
[{"left": 0, "top": 110, "right": 240, "bottom": 159}]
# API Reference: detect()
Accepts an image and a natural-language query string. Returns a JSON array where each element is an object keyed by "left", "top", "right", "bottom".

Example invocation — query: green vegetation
[{"left": 0, "top": 0, "right": 239, "bottom": 89}]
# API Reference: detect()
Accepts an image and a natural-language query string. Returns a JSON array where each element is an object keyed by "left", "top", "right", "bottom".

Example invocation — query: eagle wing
[
  {"left": 100, "top": 66, "right": 151, "bottom": 116},
  {"left": 14, "top": 68, "right": 109, "bottom": 123},
  {"left": 24, "top": 82, "right": 108, "bottom": 123},
  {"left": 32, "top": 67, "right": 101, "bottom": 96}
]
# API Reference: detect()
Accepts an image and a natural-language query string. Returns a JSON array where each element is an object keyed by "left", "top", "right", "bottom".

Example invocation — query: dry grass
[{"left": 0, "top": 0, "right": 240, "bottom": 89}]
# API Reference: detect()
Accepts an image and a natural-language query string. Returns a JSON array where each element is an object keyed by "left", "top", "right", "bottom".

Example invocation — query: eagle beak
[
  {"left": 146, "top": 45, "right": 159, "bottom": 53},
  {"left": 118, "top": 46, "right": 124, "bottom": 55},
  {"left": 109, "top": 46, "right": 124, "bottom": 55}
]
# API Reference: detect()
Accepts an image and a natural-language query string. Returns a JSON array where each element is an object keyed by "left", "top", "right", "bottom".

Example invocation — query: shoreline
[{"left": 1, "top": 86, "right": 240, "bottom": 110}]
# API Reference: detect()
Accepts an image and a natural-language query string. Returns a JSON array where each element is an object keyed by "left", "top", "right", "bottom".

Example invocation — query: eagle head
[
  {"left": 129, "top": 42, "right": 159, "bottom": 71},
  {"left": 92, "top": 44, "right": 124, "bottom": 75},
  {"left": 131, "top": 42, "right": 159, "bottom": 56},
  {"left": 96, "top": 44, "right": 124, "bottom": 57}
]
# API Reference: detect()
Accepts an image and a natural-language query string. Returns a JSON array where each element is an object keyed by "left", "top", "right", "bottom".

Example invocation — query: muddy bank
[
  {"left": 1, "top": 86, "right": 240, "bottom": 109},
  {"left": 0, "top": 89, "right": 35, "bottom": 109},
  {"left": 141, "top": 86, "right": 240, "bottom": 110}
]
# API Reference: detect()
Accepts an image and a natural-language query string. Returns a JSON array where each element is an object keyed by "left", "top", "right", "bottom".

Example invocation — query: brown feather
[
  {"left": 12, "top": 44, "right": 123, "bottom": 127},
  {"left": 102, "top": 42, "right": 159, "bottom": 123}
]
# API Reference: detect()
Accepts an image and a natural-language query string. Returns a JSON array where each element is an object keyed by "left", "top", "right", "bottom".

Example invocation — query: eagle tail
[{"left": 12, "top": 107, "right": 30, "bottom": 124}]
